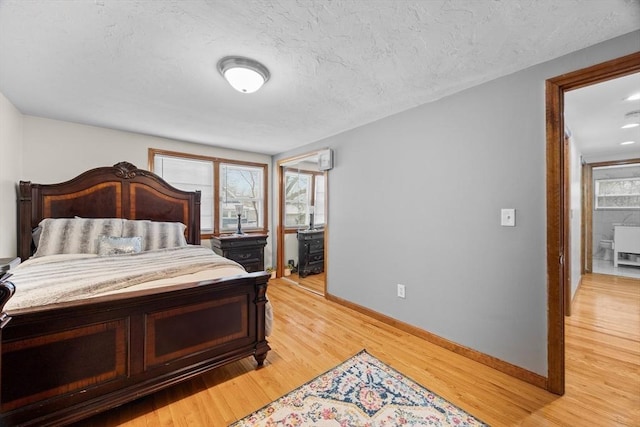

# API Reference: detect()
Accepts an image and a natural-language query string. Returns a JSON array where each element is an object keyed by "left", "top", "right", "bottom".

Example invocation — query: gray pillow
[
  {"left": 121, "top": 219, "right": 187, "bottom": 251},
  {"left": 33, "top": 218, "right": 124, "bottom": 257}
]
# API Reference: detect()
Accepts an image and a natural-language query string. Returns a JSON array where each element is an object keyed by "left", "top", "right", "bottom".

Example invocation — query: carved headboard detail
[{"left": 18, "top": 162, "right": 201, "bottom": 260}]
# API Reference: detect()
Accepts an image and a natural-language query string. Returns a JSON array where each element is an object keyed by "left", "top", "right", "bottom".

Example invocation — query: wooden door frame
[
  {"left": 276, "top": 151, "right": 329, "bottom": 296},
  {"left": 583, "top": 158, "right": 640, "bottom": 275},
  {"left": 582, "top": 163, "right": 593, "bottom": 274},
  {"left": 563, "top": 133, "right": 572, "bottom": 318},
  {"left": 546, "top": 51, "right": 640, "bottom": 395}
]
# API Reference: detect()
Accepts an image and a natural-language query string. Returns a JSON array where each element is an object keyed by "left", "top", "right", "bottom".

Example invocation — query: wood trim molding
[
  {"left": 564, "top": 134, "right": 572, "bottom": 318},
  {"left": 582, "top": 163, "right": 593, "bottom": 274},
  {"left": 571, "top": 275, "right": 584, "bottom": 310},
  {"left": 276, "top": 149, "right": 330, "bottom": 283},
  {"left": 276, "top": 160, "right": 285, "bottom": 278},
  {"left": 545, "top": 51, "right": 640, "bottom": 396},
  {"left": 325, "top": 293, "right": 547, "bottom": 389},
  {"left": 583, "top": 158, "right": 640, "bottom": 273},
  {"left": 588, "top": 158, "right": 640, "bottom": 168},
  {"left": 546, "top": 78, "right": 566, "bottom": 395}
]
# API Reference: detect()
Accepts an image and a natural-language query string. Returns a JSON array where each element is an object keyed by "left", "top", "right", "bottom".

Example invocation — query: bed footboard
[
  {"left": 0, "top": 274, "right": 15, "bottom": 328},
  {"left": 0, "top": 272, "right": 269, "bottom": 427}
]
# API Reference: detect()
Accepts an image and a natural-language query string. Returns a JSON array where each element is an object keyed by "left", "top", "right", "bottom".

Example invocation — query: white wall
[
  {"left": 18, "top": 116, "right": 274, "bottom": 265},
  {"left": 275, "top": 31, "right": 640, "bottom": 376},
  {"left": 22, "top": 116, "right": 271, "bottom": 181},
  {"left": 283, "top": 233, "right": 298, "bottom": 268},
  {"left": 569, "top": 137, "right": 582, "bottom": 301},
  {"left": 0, "top": 92, "right": 23, "bottom": 258}
]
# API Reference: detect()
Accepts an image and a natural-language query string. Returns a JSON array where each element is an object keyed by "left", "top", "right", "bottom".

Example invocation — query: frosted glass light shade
[
  {"left": 218, "top": 57, "right": 270, "bottom": 94},
  {"left": 224, "top": 68, "right": 264, "bottom": 93}
]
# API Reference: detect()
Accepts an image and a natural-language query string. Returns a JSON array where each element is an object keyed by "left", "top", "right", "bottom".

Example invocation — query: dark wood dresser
[
  {"left": 0, "top": 257, "right": 20, "bottom": 275},
  {"left": 297, "top": 229, "right": 324, "bottom": 277},
  {"left": 210, "top": 234, "right": 268, "bottom": 272}
]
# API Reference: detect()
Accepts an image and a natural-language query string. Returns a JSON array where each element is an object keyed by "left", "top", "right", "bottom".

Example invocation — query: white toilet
[{"left": 599, "top": 239, "right": 614, "bottom": 261}]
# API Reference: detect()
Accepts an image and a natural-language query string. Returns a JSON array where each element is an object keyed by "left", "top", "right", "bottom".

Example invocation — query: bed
[{"left": 0, "top": 161, "right": 271, "bottom": 426}]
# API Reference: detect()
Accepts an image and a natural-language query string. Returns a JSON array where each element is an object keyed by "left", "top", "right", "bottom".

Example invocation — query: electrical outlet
[{"left": 397, "top": 284, "right": 405, "bottom": 298}]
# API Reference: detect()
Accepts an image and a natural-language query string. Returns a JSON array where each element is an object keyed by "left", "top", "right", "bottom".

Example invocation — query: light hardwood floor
[
  {"left": 287, "top": 271, "right": 325, "bottom": 295},
  {"left": 80, "top": 273, "right": 639, "bottom": 426}
]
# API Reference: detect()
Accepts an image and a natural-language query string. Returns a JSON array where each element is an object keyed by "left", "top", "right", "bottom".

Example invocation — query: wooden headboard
[{"left": 18, "top": 161, "right": 201, "bottom": 260}]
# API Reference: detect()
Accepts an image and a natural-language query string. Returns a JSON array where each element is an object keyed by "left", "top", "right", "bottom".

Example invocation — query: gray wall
[
  {"left": 2, "top": 30, "right": 638, "bottom": 378},
  {"left": 275, "top": 31, "right": 640, "bottom": 376},
  {"left": 569, "top": 137, "right": 582, "bottom": 302}
]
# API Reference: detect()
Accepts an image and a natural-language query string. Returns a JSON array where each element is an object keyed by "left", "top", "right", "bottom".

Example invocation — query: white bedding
[{"left": 5, "top": 245, "right": 273, "bottom": 335}]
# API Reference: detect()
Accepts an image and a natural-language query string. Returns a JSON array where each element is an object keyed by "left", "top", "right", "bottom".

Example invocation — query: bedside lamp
[
  {"left": 235, "top": 204, "right": 245, "bottom": 235},
  {"left": 308, "top": 205, "right": 315, "bottom": 230}
]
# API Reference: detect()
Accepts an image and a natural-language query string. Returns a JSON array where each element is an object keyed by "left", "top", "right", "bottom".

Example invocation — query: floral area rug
[{"left": 230, "top": 349, "right": 489, "bottom": 426}]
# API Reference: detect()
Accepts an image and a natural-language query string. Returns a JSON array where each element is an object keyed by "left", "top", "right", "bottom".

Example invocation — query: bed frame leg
[{"left": 254, "top": 341, "right": 270, "bottom": 367}]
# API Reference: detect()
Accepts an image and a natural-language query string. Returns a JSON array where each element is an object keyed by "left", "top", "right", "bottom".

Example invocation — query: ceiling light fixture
[
  {"left": 621, "top": 110, "right": 640, "bottom": 129},
  {"left": 217, "top": 56, "right": 270, "bottom": 94},
  {"left": 620, "top": 140, "right": 636, "bottom": 145}
]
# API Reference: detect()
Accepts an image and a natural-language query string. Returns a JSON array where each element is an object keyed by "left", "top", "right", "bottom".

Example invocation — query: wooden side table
[
  {"left": 297, "top": 229, "right": 324, "bottom": 278},
  {"left": 210, "top": 234, "right": 267, "bottom": 273},
  {"left": 0, "top": 257, "right": 21, "bottom": 275}
]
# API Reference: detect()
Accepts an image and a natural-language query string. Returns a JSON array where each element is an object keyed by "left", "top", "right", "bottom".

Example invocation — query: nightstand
[
  {"left": 211, "top": 234, "right": 267, "bottom": 273},
  {"left": 297, "top": 229, "right": 324, "bottom": 278},
  {"left": 0, "top": 257, "right": 21, "bottom": 275}
]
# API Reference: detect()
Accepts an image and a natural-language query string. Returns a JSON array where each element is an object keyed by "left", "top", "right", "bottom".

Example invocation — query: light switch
[{"left": 501, "top": 209, "right": 516, "bottom": 226}]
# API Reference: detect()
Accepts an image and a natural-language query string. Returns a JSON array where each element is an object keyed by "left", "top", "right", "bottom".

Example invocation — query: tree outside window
[
  {"left": 284, "top": 168, "right": 325, "bottom": 228},
  {"left": 151, "top": 149, "right": 268, "bottom": 236},
  {"left": 220, "top": 163, "right": 264, "bottom": 231}
]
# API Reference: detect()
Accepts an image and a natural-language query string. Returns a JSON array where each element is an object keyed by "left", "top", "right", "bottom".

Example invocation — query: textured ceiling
[{"left": 1, "top": 0, "right": 639, "bottom": 155}]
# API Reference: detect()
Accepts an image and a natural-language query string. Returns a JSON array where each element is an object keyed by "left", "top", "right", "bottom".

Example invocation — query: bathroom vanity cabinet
[{"left": 613, "top": 225, "right": 640, "bottom": 267}]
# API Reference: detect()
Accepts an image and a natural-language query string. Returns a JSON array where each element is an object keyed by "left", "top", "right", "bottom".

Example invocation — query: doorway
[
  {"left": 546, "top": 52, "right": 640, "bottom": 395},
  {"left": 277, "top": 151, "right": 328, "bottom": 295},
  {"left": 583, "top": 162, "right": 640, "bottom": 278},
  {"left": 564, "top": 71, "right": 640, "bottom": 279}
]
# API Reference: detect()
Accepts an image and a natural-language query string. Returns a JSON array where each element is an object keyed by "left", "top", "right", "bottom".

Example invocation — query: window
[
  {"left": 284, "top": 168, "right": 325, "bottom": 228},
  {"left": 150, "top": 149, "right": 268, "bottom": 236},
  {"left": 314, "top": 174, "right": 325, "bottom": 226},
  {"left": 595, "top": 177, "right": 640, "bottom": 209},
  {"left": 153, "top": 155, "right": 214, "bottom": 232},
  {"left": 220, "top": 163, "right": 265, "bottom": 232},
  {"left": 285, "top": 170, "right": 311, "bottom": 227}
]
